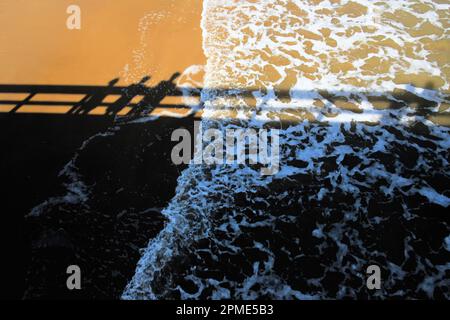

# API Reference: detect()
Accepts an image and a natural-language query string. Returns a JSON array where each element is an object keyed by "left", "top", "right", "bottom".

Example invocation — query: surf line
[{"left": 171, "top": 121, "right": 280, "bottom": 175}]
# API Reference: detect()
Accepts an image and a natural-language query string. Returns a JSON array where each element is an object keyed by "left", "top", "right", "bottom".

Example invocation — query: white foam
[{"left": 123, "top": 0, "right": 450, "bottom": 300}]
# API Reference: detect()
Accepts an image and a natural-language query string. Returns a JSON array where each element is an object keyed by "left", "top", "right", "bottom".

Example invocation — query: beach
[
  {"left": 0, "top": 0, "right": 205, "bottom": 298},
  {"left": 0, "top": 0, "right": 449, "bottom": 300}
]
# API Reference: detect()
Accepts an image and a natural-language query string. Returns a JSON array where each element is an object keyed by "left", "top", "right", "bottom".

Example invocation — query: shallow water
[{"left": 122, "top": 0, "right": 450, "bottom": 299}]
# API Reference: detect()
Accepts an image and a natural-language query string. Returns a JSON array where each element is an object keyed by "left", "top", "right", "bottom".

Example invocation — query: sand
[{"left": 0, "top": 0, "right": 205, "bottom": 85}]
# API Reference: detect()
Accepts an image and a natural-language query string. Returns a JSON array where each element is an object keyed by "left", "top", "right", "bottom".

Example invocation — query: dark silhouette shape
[
  {"left": 69, "top": 78, "right": 120, "bottom": 115},
  {"left": 416, "top": 82, "right": 436, "bottom": 118},
  {"left": 105, "top": 76, "right": 151, "bottom": 117},
  {"left": 127, "top": 72, "right": 181, "bottom": 118},
  {"left": 0, "top": 79, "right": 448, "bottom": 126},
  {"left": 0, "top": 78, "right": 193, "bottom": 122},
  {"left": 9, "top": 93, "right": 36, "bottom": 114}
]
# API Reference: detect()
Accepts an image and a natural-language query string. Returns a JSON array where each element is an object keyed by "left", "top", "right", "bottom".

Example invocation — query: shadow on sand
[{"left": 0, "top": 74, "right": 448, "bottom": 299}]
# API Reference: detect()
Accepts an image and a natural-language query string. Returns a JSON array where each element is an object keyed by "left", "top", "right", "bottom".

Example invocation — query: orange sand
[{"left": 0, "top": 0, "right": 205, "bottom": 86}]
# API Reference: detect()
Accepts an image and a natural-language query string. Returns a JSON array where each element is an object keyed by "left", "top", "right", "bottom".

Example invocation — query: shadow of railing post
[
  {"left": 9, "top": 92, "right": 36, "bottom": 114},
  {"left": 0, "top": 80, "right": 448, "bottom": 126},
  {"left": 0, "top": 73, "right": 191, "bottom": 118}
]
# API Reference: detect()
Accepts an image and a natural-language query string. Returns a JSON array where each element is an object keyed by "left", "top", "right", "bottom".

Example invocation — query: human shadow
[
  {"left": 1, "top": 75, "right": 449, "bottom": 299},
  {"left": 125, "top": 72, "right": 181, "bottom": 119},
  {"left": 0, "top": 75, "right": 448, "bottom": 127},
  {"left": 105, "top": 76, "right": 151, "bottom": 117},
  {"left": 69, "top": 78, "right": 120, "bottom": 115},
  {"left": 417, "top": 82, "right": 436, "bottom": 118},
  {"left": 0, "top": 73, "right": 183, "bottom": 119}
]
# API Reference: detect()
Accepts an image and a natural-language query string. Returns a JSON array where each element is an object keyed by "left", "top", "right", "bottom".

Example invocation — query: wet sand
[
  {"left": 200, "top": 0, "right": 449, "bottom": 126},
  {"left": 1, "top": 0, "right": 449, "bottom": 300},
  {"left": 0, "top": 0, "right": 205, "bottom": 299},
  {"left": 0, "top": 0, "right": 204, "bottom": 85}
]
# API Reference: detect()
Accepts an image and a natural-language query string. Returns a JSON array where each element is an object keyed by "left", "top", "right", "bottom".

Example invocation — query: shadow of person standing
[
  {"left": 416, "top": 81, "right": 436, "bottom": 119},
  {"left": 105, "top": 76, "right": 151, "bottom": 117},
  {"left": 69, "top": 78, "right": 120, "bottom": 115},
  {"left": 128, "top": 72, "right": 181, "bottom": 118}
]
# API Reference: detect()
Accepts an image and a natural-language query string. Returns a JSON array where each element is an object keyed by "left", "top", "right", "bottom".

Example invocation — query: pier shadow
[
  {"left": 0, "top": 75, "right": 448, "bottom": 299},
  {"left": 68, "top": 78, "right": 120, "bottom": 115},
  {"left": 0, "top": 111, "right": 198, "bottom": 299},
  {"left": 0, "top": 79, "right": 447, "bottom": 127},
  {"left": 0, "top": 72, "right": 186, "bottom": 119}
]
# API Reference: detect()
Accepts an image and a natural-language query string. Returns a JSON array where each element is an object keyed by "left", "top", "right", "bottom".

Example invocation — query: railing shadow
[
  {"left": 0, "top": 72, "right": 185, "bottom": 119},
  {"left": 0, "top": 75, "right": 448, "bottom": 126},
  {"left": 2, "top": 75, "right": 448, "bottom": 299}
]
